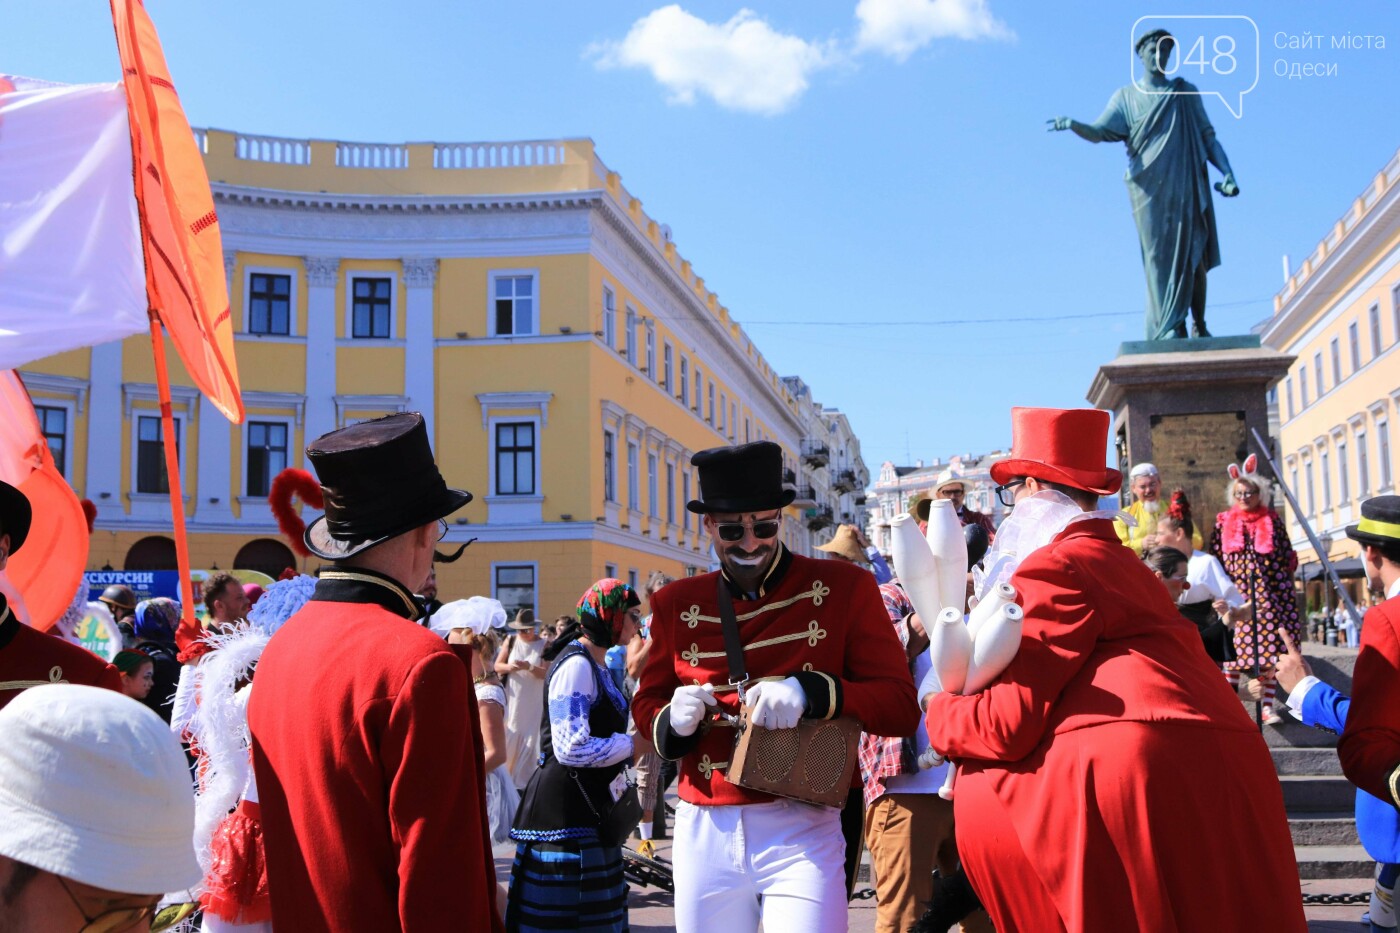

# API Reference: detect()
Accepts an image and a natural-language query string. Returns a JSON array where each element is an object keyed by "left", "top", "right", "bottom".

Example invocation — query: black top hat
[
  {"left": 1346, "top": 495, "right": 1400, "bottom": 550},
  {"left": 303, "top": 413, "right": 471, "bottom": 561},
  {"left": 687, "top": 441, "right": 797, "bottom": 515},
  {"left": 0, "top": 480, "right": 31, "bottom": 556}
]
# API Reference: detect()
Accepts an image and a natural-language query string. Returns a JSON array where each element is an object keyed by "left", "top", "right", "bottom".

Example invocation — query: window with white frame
[
  {"left": 246, "top": 421, "right": 289, "bottom": 497},
  {"left": 491, "top": 273, "right": 536, "bottom": 336},
  {"left": 1314, "top": 352, "right": 1324, "bottom": 397},
  {"left": 602, "top": 285, "right": 616, "bottom": 350},
  {"left": 248, "top": 272, "right": 292, "bottom": 336},
  {"left": 603, "top": 430, "right": 617, "bottom": 503},
  {"left": 666, "top": 462, "right": 675, "bottom": 524},
  {"left": 730, "top": 402, "right": 737, "bottom": 440},
  {"left": 1380, "top": 418, "right": 1393, "bottom": 489},
  {"left": 136, "top": 415, "right": 179, "bottom": 494},
  {"left": 495, "top": 422, "right": 536, "bottom": 495},
  {"left": 1349, "top": 321, "right": 1361, "bottom": 372},
  {"left": 1337, "top": 437, "right": 1350, "bottom": 503},
  {"left": 627, "top": 442, "right": 639, "bottom": 510},
  {"left": 680, "top": 357, "right": 690, "bottom": 406},
  {"left": 1320, "top": 445, "right": 1332, "bottom": 510},
  {"left": 1371, "top": 302, "right": 1383, "bottom": 356},
  {"left": 351, "top": 277, "right": 392, "bottom": 338},
  {"left": 1358, "top": 429, "right": 1371, "bottom": 495},
  {"left": 647, "top": 452, "right": 658, "bottom": 517},
  {"left": 707, "top": 381, "right": 715, "bottom": 424},
  {"left": 493, "top": 564, "right": 536, "bottom": 617},
  {"left": 1304, "top": 457, "right": 1315, "bottom": 514},
  {"left": 628, "top": 569, "right": 638, "bottom": 591},
  {"left": 663, "top": 342, "right": 673, "bottom": 393},
  {"left": 693, "top": 369, "right": 702, "bottom": 413},
  {"left": 719, "top": 392, "right": 727, "bottom": 433},
  {"left": 605, "top": 562, "right": 617, "bottom": 580},
  {"left": 682, "top": 472, "right": 692, "bottom": 530},
  {"left": 1290, "top": 465, "right": 1301, "bottom": 515},
  {"left": 1393, "top": 285, "right": 1400, "bottom": 346},
  {"left": 645, "top": 322, "right": 656, "bottom": 379},
  {"left": 1331, "top": 338, "right": 1342, "bottom": 385},
  {"left": 34, "top": 405, "right": 68, "bottom": 477},
  {"left": 1299, "top": 367, "right": 1310, "bottom": 407},
  {"left": 1284, "top": 377, "right": 1294, "bottom": 419},
  {"left": 625, "top": 306, "right": 637, "bottom": 364}
]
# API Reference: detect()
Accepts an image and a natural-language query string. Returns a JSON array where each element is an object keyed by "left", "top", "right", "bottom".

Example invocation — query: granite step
[
  {"left": 1295, "top": 844, "right": 1375, "bottom": 880},
  {"left": 1273, "top": 745, "right": 1343, "bottom": 775},
  {"left": 1290, "top": 812, "right": 1361, "bottom": 847},
  {"left": 1280, "top": 774, "right": 1360, "bottom": 812}
]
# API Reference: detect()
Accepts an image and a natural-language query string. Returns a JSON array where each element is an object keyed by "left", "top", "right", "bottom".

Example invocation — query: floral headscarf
[
  {"left": 133, "top": 597, "right": 181, "bottom": 643},
  {"left": 544, "top": 578, "right": 639, "bottom": 659}
]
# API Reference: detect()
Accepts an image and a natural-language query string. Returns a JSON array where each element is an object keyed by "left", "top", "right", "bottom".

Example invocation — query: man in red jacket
[
  {"left": 0, "top": 479, "right": 121, "bottom": 709},
  {"left": 1339, "top": 496, "right": 1400, "bottom": 809},
  {"left": 633, "top": 441, "right": 917, "bottom": 933},
  {"left": 925, "top": 408, "right": 1305, "bottom": 933},
  {"left": 248, "top": 413, "right": 501, "bottom": 932}
]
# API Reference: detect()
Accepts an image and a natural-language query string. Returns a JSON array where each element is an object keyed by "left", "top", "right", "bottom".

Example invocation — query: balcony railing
[
  {"left": 792, "top": 485, "right": 817, "bottom": 507},
  {"left": 833, "top": 469, "right": 857, "bottom": 493},
  {"left": 801, "top": 439, "right": 829, "bottom": 468},
  {"left": 783, "top": 468, "right": 797, "bottom": 485},
  {"left": 805, "top": 505, "right": 834, "bottom": 531}
]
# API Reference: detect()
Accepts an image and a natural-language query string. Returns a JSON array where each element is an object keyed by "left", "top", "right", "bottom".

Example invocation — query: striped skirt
[{"left": 506, "top": 834, "right": 629, "bottom": 932}]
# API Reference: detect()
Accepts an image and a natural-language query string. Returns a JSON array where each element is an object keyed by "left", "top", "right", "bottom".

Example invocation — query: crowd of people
[{"left": 1, "top": 403, "right": 1398, "bottom": 933}]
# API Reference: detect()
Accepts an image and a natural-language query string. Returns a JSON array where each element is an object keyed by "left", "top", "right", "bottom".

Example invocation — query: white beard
[{"left": 1140, "top": 498, "right": 1162, "bottom": 516}]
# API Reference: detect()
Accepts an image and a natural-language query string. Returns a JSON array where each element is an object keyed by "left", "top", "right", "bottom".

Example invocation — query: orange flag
[{"left": 111, "top": 0, "right": 243, "bottom": 424}]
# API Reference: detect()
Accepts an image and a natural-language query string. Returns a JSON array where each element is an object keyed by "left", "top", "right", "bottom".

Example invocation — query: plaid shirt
[{"left": 857, "top": 581, "right": 919, "bottom": 806}]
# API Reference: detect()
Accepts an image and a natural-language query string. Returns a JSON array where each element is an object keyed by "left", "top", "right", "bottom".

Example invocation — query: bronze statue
[{"left": 1050, "top": 29, "right": 1239, "bottom": 340}]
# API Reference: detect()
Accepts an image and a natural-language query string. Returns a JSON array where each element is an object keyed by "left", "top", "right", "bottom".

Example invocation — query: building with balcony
[
  {"left": 21, "top": 130, "right": 855, "bottom": 618},
  {"left": 779, "top": 379, "right": 871, "bottom": 554},
  {"left": 866, "top": 450, "right": 1009, "bottom": 557},
  {"left": 1259, "top": 146, "right": 1400, "bottom": 591}
]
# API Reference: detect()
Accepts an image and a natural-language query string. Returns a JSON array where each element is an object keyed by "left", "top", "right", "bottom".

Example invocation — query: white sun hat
[{"left": 0, "top": 684, "right": 201, "bottom": 895}]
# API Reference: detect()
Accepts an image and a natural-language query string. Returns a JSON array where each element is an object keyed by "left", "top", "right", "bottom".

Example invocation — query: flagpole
[{"left": 148, "top": 309, "right": 200, "bottom": 653}]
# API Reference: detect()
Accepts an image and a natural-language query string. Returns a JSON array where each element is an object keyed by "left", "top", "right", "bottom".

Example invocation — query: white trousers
[{"left": 672, "top": 798, "right": 848, "bottom": 933}]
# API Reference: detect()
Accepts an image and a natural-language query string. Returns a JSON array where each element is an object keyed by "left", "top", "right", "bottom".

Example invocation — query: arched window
[
  {"left": 124, "top": 536, "right": 176, "bottom": 571},
  {"left": 234, "top": 538, "right": 297, "bottom": 580}
]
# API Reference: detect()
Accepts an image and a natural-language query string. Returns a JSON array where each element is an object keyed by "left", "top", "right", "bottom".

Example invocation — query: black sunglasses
[{"left": 714, "top": 519, "right": 782, "bottom": 543}]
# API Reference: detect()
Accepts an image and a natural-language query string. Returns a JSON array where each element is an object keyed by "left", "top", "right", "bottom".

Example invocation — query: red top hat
[{"left": 989, "top": 408, "right": 1122, "bottom": 496}]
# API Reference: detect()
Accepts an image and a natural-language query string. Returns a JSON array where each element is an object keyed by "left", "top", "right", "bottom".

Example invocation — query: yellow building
[
  {"left": 1260, "top": 146, "right": 1400, "bottom": 588},
  {"left": 22, "top": 131, "right": 864, "bottom": 618}
]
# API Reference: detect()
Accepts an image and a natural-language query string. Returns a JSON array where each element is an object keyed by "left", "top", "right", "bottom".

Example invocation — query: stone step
[
  {"left": 1273, "top": 745, "right": 1343, "bottom": 775},
  {"left": 1295, "top": 844, "right": 1375, "bottom": 880},
  {"left": 1290, "top": 812, "right": 1360, "bottom": 847},
  {"left": 1281, "top": 775, "right": 1359, "bottom": 812}
]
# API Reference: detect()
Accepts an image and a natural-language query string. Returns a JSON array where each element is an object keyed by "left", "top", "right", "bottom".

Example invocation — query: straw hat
[{"left": 815, "top": 525, "right": 866, "bottom": 563}]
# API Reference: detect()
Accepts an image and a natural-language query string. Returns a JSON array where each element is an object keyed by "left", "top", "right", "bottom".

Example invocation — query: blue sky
[{"left": 5, "top": 1, "right": 1398, "bottom": 468}]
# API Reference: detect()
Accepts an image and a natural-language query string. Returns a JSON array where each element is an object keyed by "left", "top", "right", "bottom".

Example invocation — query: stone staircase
[{"left": 1259, "top": 642, "right": 1373, "bottom": 883}]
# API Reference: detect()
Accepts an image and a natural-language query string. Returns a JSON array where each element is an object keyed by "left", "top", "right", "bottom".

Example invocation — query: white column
[
  {"left": 195, "top": 395, "right": 234, "bottom": 523},
  {"left": 84, "top": 339, "right": 124, "bottom": 506},
  {"left": 304, "top": 257, "right": 339, "bottom": 442},
  {"left": 402, "top": 257, "right": 438, "bottom": 442}
]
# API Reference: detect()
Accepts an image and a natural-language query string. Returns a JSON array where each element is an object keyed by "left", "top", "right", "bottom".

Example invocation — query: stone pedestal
[{"left": 1086, "top": 337, "right": 1296, "bottom": 527}]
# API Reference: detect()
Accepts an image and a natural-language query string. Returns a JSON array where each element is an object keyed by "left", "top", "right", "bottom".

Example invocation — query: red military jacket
[
  {"left": 633, "top": 546, "right": 917, "bottom": 807},
  {"left": 0, "top": 596, "right": 121, "bottom": 710},
  {"left": 1340, "top": 593, "right": 1400, "bottom": 809}
]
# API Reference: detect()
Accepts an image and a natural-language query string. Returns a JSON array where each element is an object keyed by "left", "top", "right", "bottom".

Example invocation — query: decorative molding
[
  {"left": 241, "top": 390, "right": 308, "bottom": 425},
  {"left": 477, "top": 391, "right": 552, "bottom": 430},
  {"left": 123, "top": 382, "right": 199, "bottom": 420},
  {"left": 224, "top": 250, "right": 237, "bottom": 286},
  {"left": 19, "top": 371, "right": 90, "bottom": 414},
  {"left": 333, "top": 394, "right": 408, "bottom": 427},
  {"left": 304, "top": 256, "right": 340, "bottom": 287},
  {"left": 402, "top": 257, "right": 439, "bottom": 288}
]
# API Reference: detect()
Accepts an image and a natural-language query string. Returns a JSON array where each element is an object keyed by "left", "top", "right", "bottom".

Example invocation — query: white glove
[
  {"left": 746, "top": 677, "right": 806, "bottom": 730},
  {"left": 668, "top": 684, "right": 717, "bottom": 737}
]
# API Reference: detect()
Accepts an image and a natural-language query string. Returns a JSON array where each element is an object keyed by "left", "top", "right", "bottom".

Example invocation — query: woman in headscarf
[
  {"left": 130, "top": 597, "right": 182, "bottom": 722},
  {"left": 507, "top": 579, "right": 642, "bottom": 933}
]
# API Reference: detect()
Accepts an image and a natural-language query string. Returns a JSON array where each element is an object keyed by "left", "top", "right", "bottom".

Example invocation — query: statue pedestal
[{"left": 1086, "top": 336, "right": 1295, "bottom": 523}]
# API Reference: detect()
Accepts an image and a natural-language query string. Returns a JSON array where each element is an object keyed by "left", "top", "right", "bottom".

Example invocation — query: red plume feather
[
  {"left": 80, "top": 499, "right": 97, "bottom": 534},
  {"left": 269, "top": 468, "right": 323, "bottom": 558},
  {"left": 1167, "top": 488, "right": 1191, "bottom": 523}
]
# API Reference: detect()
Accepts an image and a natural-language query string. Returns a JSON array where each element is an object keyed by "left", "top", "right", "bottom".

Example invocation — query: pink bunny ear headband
[{"left": 1226, "top": 454, "right": 1271, "bottom": 504}]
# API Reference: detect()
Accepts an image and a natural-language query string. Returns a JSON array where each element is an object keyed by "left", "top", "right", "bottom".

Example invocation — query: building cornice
[{"left": 212, "top": 183, "right": 606, "bottom": 214}]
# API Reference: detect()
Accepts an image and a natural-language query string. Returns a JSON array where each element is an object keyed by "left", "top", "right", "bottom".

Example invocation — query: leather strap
[{"left": 716, "top": 576, "right": 748, "bottom": 688}]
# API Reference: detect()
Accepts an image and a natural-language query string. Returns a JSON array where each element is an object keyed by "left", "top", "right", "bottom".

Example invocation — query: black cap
[
  {"left": 687, "top": 441, "right": 797, "bottom": 515},
  {"left": 0, "top": 480, "right": 31, "bottom": 555},
  {"left": 303, "top": 413, "right": 471, "bottom": 560}
]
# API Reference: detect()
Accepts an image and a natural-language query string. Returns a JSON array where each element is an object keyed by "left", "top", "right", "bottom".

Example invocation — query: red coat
[
  {"left": 1339, "top": 595, "right": 1400, "bottom": 808},
  {"left": 926, "top": 519, "right": 1304, "bottom": 933},
  {"left": 248, "top": 573, "right": 501, "bottom": 933},
  {"left": 0, "top": 598, "right": 121, "bottom": 709},
  {"left": 633, "top": 548, "right": 917, "bottom": 806}
]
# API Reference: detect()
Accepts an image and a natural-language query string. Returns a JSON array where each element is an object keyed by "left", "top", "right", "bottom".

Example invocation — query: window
[
  {"left": 707, "top": 382, "right": 715, "bottom": 424},
  {"left": 1331, "top": 338, "right": 1342, "bottom": 385},
  {"left": 34, "top": 405, "right": 67, "bottom": 477},
  {"left": 1304, "top": 458, "right": 1315, "bottom": 515},
  {"left": 602, "top": 285, "right": 616, "bottom": 350},
  {"left": 625, "top": 307, "right": 637, "bottom": 364},
  {"left": 693, "top": 369, "right": 702, "bottom": 413},
  {"left": 645, "top": 322, "right": 656, "bottom": 379},
  {"left": 1358, "top": 429, "right": 1371, "bottom": 495},
  {"left": 1320, "top": 446, "right": 1332, "bottom": 510},
  {"left": 1350, "top": 322, "right": 1362, "bottom": 372},
  {"left": 1337, "top": 439, "right": 1350, "bottom": 503},
  {"left": 628, "top": 569, "right": 639, "bottom": 592},
  {"left": 246, "top": 421, "right": 289, "bottom": 497},
  {"left": 647, "top": 453, "right": 658, "bottom": 518},
  {"left": 1380, "top": 419, "right": 1393, "bottom": 489},
  {"left": 1393, "top": 285, "right": 1400, "bottom": 346},
  {"left": 1290, "top": 466, "right": 1301, "bottom": 515},
  {"left": 603, "top": 430, "right": 616, "bottom": 503},
  {"left": 744, "top": 417, "right": 750, "bottom": 444},
  {"left": 730, "top": 402, "right": 738, "bottom": 440},
  {"left": 1371, "top": 302, "right": 1383, "bottom": 356},
  {"left": 663, "top": 342, "right": 673, "bottom": 392},
  {"left": 351, "top": 277, "right": 392, "bottom": 338},
  {"left": 1299, "top": 367, "right": 1310, "bottom": 407},
  {"left": 605, "top": 563, "right": 617, "bottom": 580},
  {"left": 666, "top": 462, "right": 675, "bottom": 524},
  {"left": 682, "top": 472, "right": 692, "bottom": 530},
  {"left": 494, "top": 565, "right": 536, "bottom": 618},
  {"left": 1284, "top": 377, "right": 1294, "bottom": 419},
  {"left": 719, "top": 392, "right": 727, "bottom": 433},
  {"left": 136, "top": 415, "right": 179, "bottom": 494},
  {"left": 627, "top": 442, "right": 639, "bottom": 510},
  {"left": 491, "top": 274, "right": 535, "bottom": 336},
  {"left": 680, "top": 357, "right": 690, "bottom": 406},
  {"left": 248, "top": 272, "right": 291, "bottom": 336},
  {"left": 1313, "top": 352, "right": 1324, "bottom": 397},
  {"left": 495, "top": 422, "right": 536, "bottom": 495}
]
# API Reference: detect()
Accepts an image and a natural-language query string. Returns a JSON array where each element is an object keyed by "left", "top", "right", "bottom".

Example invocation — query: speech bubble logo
[{"left": 1130, "top": 14, "right": 1260, "bottom": 118}]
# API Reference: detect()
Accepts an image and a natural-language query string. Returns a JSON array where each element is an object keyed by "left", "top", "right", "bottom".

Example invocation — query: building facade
[
  {"left": 22, "top": 131, "right": 861, "bottom": 618},
  {"left": 1260, "top": 146, "right": 1400, "bottom": 585},
  {"left": 866, "top": 450, "right": 1009, "bottom": 557}
]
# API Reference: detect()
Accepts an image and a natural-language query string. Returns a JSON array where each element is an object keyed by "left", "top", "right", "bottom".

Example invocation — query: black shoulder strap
[{"left": 715, "top": 575, "right": 747, "bottom": 687}]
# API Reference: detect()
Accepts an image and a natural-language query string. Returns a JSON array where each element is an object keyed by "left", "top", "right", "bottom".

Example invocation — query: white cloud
[
  {"left": 854, "top": 0, "right": 1013, "bottom": 61},
  {"left": 590, "top": 5, "right": 837, "bottom": 116}
]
